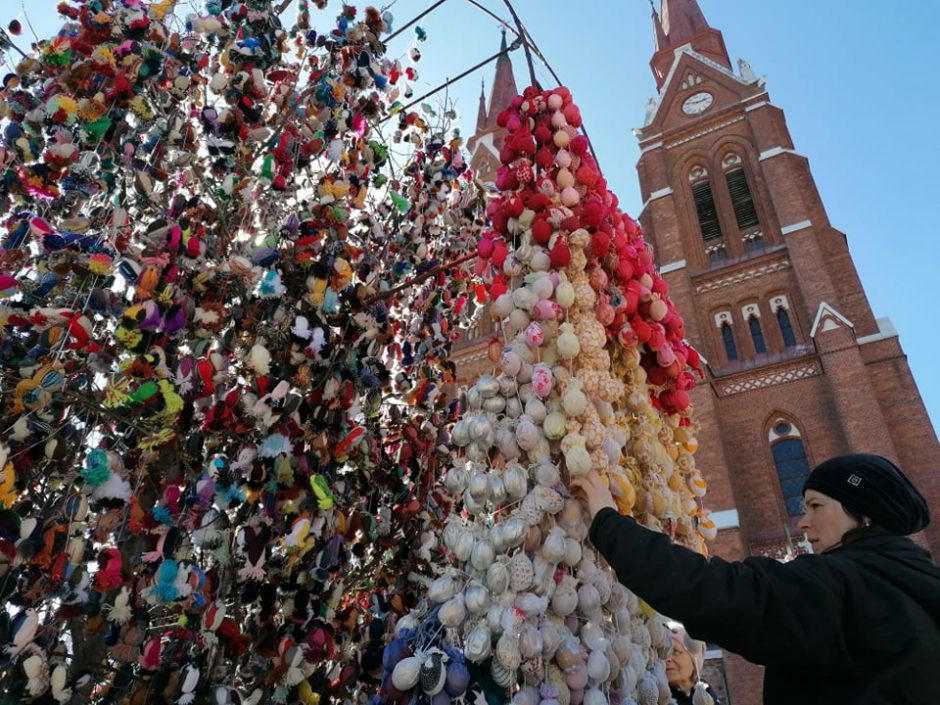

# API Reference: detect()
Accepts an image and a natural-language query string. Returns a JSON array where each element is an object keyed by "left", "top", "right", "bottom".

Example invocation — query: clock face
[{"left": 682, "top": 91, "right": 714, "bottom": 115}]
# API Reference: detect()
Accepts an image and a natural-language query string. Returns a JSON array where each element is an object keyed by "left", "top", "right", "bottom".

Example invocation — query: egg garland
[{"left": 384, "top": 86, "right": 714, "bottom": 705}]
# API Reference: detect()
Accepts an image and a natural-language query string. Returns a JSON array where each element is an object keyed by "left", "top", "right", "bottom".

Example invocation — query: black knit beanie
[{"left": 802, "top": 454, "right": 930, "bottom": 535}]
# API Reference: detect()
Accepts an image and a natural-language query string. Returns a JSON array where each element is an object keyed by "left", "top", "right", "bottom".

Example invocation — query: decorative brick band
[
  {"left": 715, "top": 359, "right": 823, "bottom": 397},
  {"left": 694, "top": 258, "right": 790, "bottom": 293},
  {"left": 665, "top": 115, "right": 746, "bottom": 150}
]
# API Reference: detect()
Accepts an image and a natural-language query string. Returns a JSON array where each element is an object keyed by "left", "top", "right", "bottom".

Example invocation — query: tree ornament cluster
[
  {"left": 376, "top": 85, "right": 716, "bottom": 705},
  {"left": 0, "top": 1, "right": 486, "bottom": 703}
]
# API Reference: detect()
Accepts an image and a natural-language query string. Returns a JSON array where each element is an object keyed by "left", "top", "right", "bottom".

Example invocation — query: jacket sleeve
[{"left": 589, "top": 508, "right": 853, "bottom": 668}]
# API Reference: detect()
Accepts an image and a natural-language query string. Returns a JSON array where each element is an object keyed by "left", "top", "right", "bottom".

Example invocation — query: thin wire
[
  {"left": 460, "top": 0, "right": 603, "bottom": 174},
  {"left": 384, "top": 0, "right": 449, "bottom": 43},
  {"left": 381, "top": 40, "right": 521, "bottom": 122},
  {"left": 499, "top": 0, "right": 537, "bottom": 88}
]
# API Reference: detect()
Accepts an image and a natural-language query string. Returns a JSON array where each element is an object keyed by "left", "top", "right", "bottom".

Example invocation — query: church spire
[
  {"left": 659, "top": 0, "right": 710, "bottom": 45},
  {"left": 467, "top": 31, "right": 519, "bottom": 156},
  {"left": 649, "top": 0, "right": 732, "bottom": 90},
  {"left": 475, "top": 79, "right": 487, "bottom": 134},
  {"left": 485, "top": 28, "right": 519, "bottom": 130},
  {"left": 650, "top": 0, "right": 668, "bottom": 53}
]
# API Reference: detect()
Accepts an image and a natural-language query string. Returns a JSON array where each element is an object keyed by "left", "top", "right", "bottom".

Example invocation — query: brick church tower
[
  {"left": 637, "top": 0, "right": 940, "bottom": 699},
  {"left": 452, "top": 32, "right": 519, "bottom": 380}
]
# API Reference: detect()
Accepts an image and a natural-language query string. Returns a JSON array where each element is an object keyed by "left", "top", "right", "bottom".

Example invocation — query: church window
[
  {"left": 721, "top": 321, "right": 738, "bottom": 361},
  {"left": 725, "top": 168, "right": 760, "bottom": 230},
  {"left": 769, "top": 422, "right": 812, "bottom": 516},
  {"left": 748, "top": 315, "right": 767, "bottom": 354},
  {"left": 777, "top": 308, "right": 797, "bottom": 348},
  {"left": 690, "top": 167, "right": 724, "bottom": 261}
]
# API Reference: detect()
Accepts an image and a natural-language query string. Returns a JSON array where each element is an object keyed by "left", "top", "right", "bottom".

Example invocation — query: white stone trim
[
  {"left": 857, "top": 316, "right": 899, "bottom": 345},
  {"left": 714, "top": 310, "right": 733, "bottom": 328},
  {"left": 641, "top": 186, "right": 674, "bottom": 212},
  {"left": 780, "top": 219, "right": 812, "bottom": 235},
  {"left": 810, "top": 302, "right": 854, "bottom": 338},
  {"left": 659, "top": 259, "right": 687, "bottom": 275},
  {"left": 470, "top": 131, "right": 500, "bottom": 160},
  {"left": 745, "top": 100, "right": 768, "bottom": 112},
  {"left": 710, "top": 509, "right": 740, "bottom": 530},
  {"left": 641, "top": 48, "right": 757, "bottom": 129},
  {"left": 769, "top": 295, "right": 790, "bottom": 313},
  {"left": 741, "top": 303, "right": 761, "bottom": 319},
  {"left": 759, "top": 146, "right": 805, "bottom": 161},
  {"left": 768, "top": 418, "right": 801, "bottom": 442},
  {"left": 639, "top": 139, "right": 663, "bottom": 154}
]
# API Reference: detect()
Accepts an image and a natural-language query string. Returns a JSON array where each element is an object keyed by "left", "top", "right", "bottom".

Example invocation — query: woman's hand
[{"left": 570, "top": 470, "right": 618, "bottom": 520}]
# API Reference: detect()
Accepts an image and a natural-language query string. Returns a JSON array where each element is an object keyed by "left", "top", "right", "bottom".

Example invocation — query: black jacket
[
  {"left": 670, "top": 683, "right": 720, "bottom": 705},
  {"left": 589, "top": 508, "right": 940, "bottom": 705}
]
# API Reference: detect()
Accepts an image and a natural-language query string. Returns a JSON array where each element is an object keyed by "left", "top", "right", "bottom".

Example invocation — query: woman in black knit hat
[{"left": 572, "top": 453, "right": 940, "bottom": 705}]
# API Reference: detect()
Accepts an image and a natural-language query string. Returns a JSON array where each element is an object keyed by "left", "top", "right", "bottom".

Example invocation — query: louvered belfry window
[
  {"left": 725, "top": 168, "right": 760, "bottom": 230},
  {"left": 691, "top": 179, "right": 723, "bottom": 244}
]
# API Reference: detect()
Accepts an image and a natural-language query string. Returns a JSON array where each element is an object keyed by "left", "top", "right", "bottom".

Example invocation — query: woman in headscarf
[
  {"left": 666, "top": 624, "right": 721, "bottom": 705},
  {"left": 572, "top": 454, "right": 940, "bottom": 705}
]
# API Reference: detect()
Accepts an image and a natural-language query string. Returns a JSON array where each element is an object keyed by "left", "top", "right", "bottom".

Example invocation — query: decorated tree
[
  {"left": 0, "top": 2, "right": 716, "bottom": 705},
  {"left": 0, "top": 1, "right": 490, "bottom": 703}
]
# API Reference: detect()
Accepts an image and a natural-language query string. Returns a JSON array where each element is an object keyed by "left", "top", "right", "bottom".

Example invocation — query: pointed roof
[
  {"left": 475, "top": 79, "right": 488, "bottom": 134},
  {"left": 650, "top": 0, "right": 732, "bottom": 90},
  {"left": 660, "top": 0, "right": 710, "bottom": 45},
  {"left": 650, "top": 0, "right": 668, "bottom": 53},
  {"left": 485, "top": 29, "right": 519, "bottom": 130}
]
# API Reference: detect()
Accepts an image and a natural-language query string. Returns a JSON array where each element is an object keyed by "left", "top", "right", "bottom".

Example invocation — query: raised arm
[{"left": 589, "top": 507, "right": 853, "bottom": 668}]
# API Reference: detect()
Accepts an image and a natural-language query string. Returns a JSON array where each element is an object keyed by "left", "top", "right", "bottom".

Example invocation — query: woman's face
[
  {"left": 798, "top": 489, "right": 860, "bottom": 553},
  {"left": 665, "top": 636, "right": 696, "bottom": 690}
]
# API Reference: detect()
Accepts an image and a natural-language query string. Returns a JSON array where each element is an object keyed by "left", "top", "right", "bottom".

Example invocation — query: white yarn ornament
[{"left": 391, "top": 656, "right": 421, "bottom": 690}]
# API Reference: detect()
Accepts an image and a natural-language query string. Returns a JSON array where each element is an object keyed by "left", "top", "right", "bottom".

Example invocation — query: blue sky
[{"left": 11, "top": 1, "right": 940, "bottom": 435}]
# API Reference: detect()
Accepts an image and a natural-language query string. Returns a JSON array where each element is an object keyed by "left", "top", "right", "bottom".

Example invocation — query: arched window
[
  {"left": 777, "top": 308, "right": 796, "bottom": 348},
  {"left": 722, "top": 154, "right": 762, "bottom": 253},
  {"left": 748, "top": 315, "right": 767, "bottom": 354},
  {"left": 769, "top": 421, "right": 812, "bottom": 515},
  {"left": 725, "top": 168, "right": 760, "bottom": 230},
  {"left": 689, "top": 166, "right": 725, "bottom": 262},
  {"left": 721, "top": 322, "right": 738, "bottom": 361}
]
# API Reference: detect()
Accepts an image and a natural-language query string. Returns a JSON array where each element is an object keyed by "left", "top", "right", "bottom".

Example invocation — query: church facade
[{"left": 636, "top": 3, "right": 940, "bottom": 697}]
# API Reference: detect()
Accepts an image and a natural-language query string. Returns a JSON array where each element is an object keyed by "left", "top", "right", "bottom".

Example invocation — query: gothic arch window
[
  {"left": 689, "top": 166, "right": 725, "bottom": 262},
  {"left": 748, "top": 316, "right": 766, "bottom": 353},
  {"left": 769, "top": 419, "right": 812, "bottom": 515},
  {"left": 770, "top": 295, "right": 797, "bottom": 348},
  {"left": 721, "top": 153, "right": 763, "bottom": 252},
  {"left": 714, "top": 311, "right": 737, "bottom": 361},
  {"left": 742, "top": 303, "right": 767, "bottom": 354}
]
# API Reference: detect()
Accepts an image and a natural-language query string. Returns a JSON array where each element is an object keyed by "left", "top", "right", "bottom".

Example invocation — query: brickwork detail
[
  {"left": 695, "top": 258, "right": 790, "bottom": 293},
  {"left": 665, "top": 115, "right": 746, "bottom": 150},
  {"left": 715, "top": 360, "right": 822, "bottom": 396}
]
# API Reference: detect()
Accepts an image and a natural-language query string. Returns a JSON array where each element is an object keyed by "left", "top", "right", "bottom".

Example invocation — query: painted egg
[{"left": 531, "top": 364, "right": 554, "bottom": 398}]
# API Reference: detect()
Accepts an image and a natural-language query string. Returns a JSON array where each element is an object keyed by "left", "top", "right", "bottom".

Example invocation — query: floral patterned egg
[{"left": 530, "top": 363, "right": 554, "bottom": 398}]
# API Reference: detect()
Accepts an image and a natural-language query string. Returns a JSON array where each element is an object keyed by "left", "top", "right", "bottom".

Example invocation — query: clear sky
[{"left": 10, "top": 1, "right": 940, "bottom": 436}]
